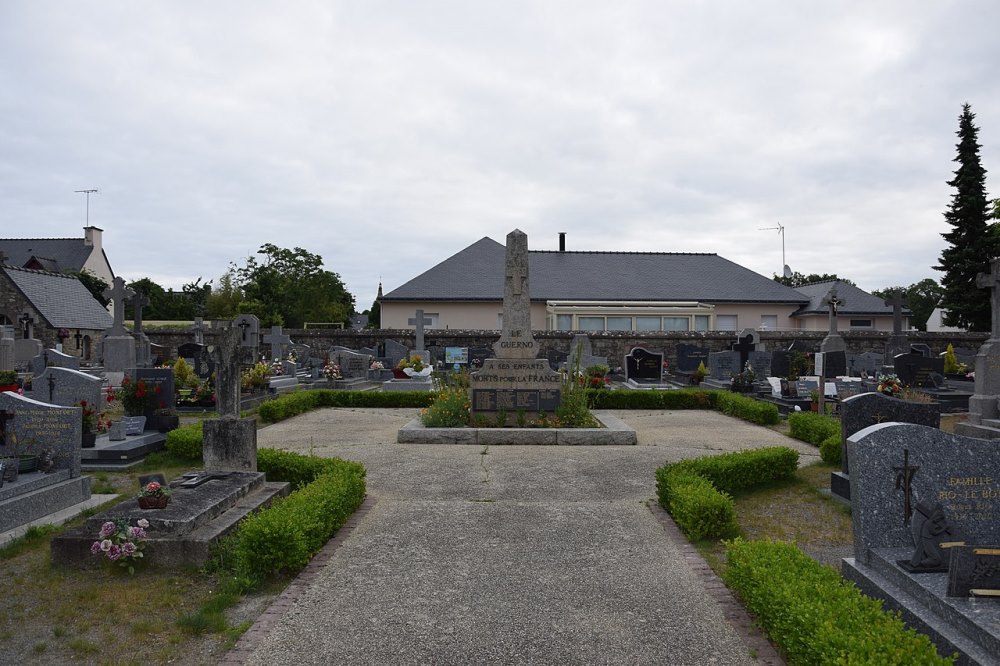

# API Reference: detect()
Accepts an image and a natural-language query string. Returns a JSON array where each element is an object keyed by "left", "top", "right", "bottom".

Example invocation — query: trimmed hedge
[
  {"left": 165, "top": 421, "right": 204, "bottom": 460},
  {"left": 788, "top": 412, "right": 841, "bottom": 446},
  {"left": 724, "top": 539, "right": 955, "bottom": 665},
  {"left": 257, "top": 390, "right": 434, "bottom": 423},
  {"left": 660, "top": 469, "right": 737, "bottom": 540},
  {"left": 714, "top": 391, "right": 780, "bottom": 426},
  {"left": 820, "top": 434, "right": 842, "bottom": 466},
  {"left": 257, "top": 448, "right": 366, "bottom": 490},
  {"left": 658, "top": 446, "right": 799, "bottom": 499},
  {"left": 585, "top": 388, "right": 718, "bottom": 410},
  {"left": 221, "top": 452, "right": 367, "bottom": 590},
  {"left": 656, "top": 447, "right": 799, "bottom": 540}
]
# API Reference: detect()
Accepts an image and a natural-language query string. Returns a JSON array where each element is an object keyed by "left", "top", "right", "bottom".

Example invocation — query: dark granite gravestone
[
  {"left": 178, "top": 342, "right": 214, "bottom": 379},
  {"left": 676, "top": 343, "right": 709, "bottom": 374},
  {"left": 135, "top": 367, "right": 176, "bottom": 416},
  {"left": 795, "top": 379, "right": 819, "bottom": 395},
  {"left": 843, "top": 423, "right": 1000, "bottom": 663},
  {"left": 24, "top": 367, "right": 101, "bottom": 410},
  {"left": 850, "top": 351, "right": 884, "bottom": 378},
  {"left": 834, "top": 380, "right": 864, "bottom": 400},
  {"left": 546, "top": 348, "right": 569, "bottom": 371},
  {"left": 625, "top": 347, "right": 663, "bottom": 383},
  {"left": 383, "top": 340, "right": 409, "bottom": 368},
  {"left": 708, "top": 351, "right": 738, "bottom": 381},
  {"left": 818, "top": 350, "right": 847, "bottom": 378},
  {"left": 748, "top": 351, "right": 772, "bottom": 379},
  {"left": 770, "top": 350, "right": 791, "bottom": 379},
  {"left": 894, "top": 353, "right": 944, "bottom": 388},
  {"left": 947, "top": 546, "right": 1000, "bottom": 597},
  {"left": 469, "top": 347, "right": 492, "bottom": 370},
  {"left": 951, "top": 347, "right": 977, "bottom": 370},
  {"left": 787, "top": 339, "right": 818, "bottom": 354},
  {"left": 910, "top": 343, "right": 932, "bottom": 358},
  {"left": 834, "top": 392, "right": 941, "bottom": 498}
]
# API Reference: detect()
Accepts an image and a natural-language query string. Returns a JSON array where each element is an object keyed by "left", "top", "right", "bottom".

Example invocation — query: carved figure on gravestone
[
  {"left": 899, "top": 502, "right": 960, "bottom": 572},
  {"left": 893, "top": 448, "right": 920, "bottom": 526},
  {"left": 822, "top": 288, "right": 844, "bottom": 335}
]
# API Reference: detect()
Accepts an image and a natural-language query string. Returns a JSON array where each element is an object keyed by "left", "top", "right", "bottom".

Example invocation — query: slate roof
[
  {"left": 382, "top": 237, "right": 809, "bottom": 304},
  {"left": 0, "top": 237, "right": 95, "bottom": 273},
  {"left": 791, "top": 280, "right": 909, "bottom": 316},
  {"left": 2, "top": 266, "right": 113, "bottom": 330}
]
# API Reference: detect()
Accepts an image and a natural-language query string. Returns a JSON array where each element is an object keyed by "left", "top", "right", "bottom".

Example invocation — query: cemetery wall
[{"left": 145, "top": 328, "right": 987, "bottom": 367}]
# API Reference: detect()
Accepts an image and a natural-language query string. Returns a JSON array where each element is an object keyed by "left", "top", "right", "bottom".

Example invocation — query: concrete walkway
[{"left": 233, "top": 409, "right": 818, "bottom": 664}]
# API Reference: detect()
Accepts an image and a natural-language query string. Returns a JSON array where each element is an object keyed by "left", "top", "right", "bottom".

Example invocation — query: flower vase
[
  {"left": 82, "top": 432, "right": 97, "bottom": 448},
  {"left": 138, "top": 496, "right": 170, "bottom": 510}
]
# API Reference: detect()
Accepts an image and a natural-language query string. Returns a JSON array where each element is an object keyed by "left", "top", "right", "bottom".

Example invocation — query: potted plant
[
  {"left": 876, "top": 374, "right": 903, "bottom": 397},
  {"left": 393, "top": 358, "right": 411, "bottom": 379},
  {"left": 152, "top": 407, "right": 179, "bottom": 433},
  {"left": 116, "top": 376, "right": 157, "bottom": 417},
  {"left": 90, "top": 517, "right": 148, "bottom": 574},
  {"left": 136, "top": 480, "right": 171, "bottom": 509},
  {"left": 402, "top": 357, "right": 432, "bottom": 378},
  {"left": 691, "top": 361, "right": 707, "bottom": 385},
  {"left": 809, "top": 389, "right": 820, "bottom": 412},
  {"left": 0, "top": 370, "right": 18, "bottom": 393},
  {"left": 78, "top": 399, "right": 98, "bottom": 448}
]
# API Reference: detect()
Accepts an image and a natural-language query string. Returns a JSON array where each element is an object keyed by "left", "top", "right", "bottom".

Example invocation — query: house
[
  {"left": 0, "top": 226, "right": 114, "bottom": 287},
  {"left": 379, "top": 235, "right": 908, "bottom": 333},
  {"left": 0, "top": 265, "right": 113, "bottom": 361}
]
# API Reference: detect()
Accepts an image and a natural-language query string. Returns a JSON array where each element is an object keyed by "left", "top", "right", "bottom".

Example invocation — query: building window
[
  {"left": 579, "top": 316, "right": 605, "bottom": 331},
  {"left": 662, "top": 317, "right": 690, "bottom": 331},
  {"left": 716, "top": 314, "right": 738, "bottom": 331},
  {"left": 760, "top": 315, "right": 778, "bottom": 331},
  {"left": 636, "top": 316, "right": 661, "bottom": 332},
  {"left": 850, "top": 319, "right": 873, "bottom": 330},
  {"left": 556, "top": 314, "right": 573, "bottom": 330},
  {"left": 694, "top": 315, "right": 710, "bottom": 332},
  {"left": 606, "top": 316, "right": 632, "bottom": 331}
]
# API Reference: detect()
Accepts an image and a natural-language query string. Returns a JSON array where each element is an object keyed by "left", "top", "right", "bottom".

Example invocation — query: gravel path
[{"left": 230, "top": 409, "right": 811, "bottom": 664}]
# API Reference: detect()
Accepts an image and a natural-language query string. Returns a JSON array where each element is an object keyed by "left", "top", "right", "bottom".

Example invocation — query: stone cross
[
  {"left": 263, "top": 325, "right": 291, "bottom": 361},
  {"left": 19, "top": 312, "right": 34, "bottom": 338},
  {"left": 493, "top": 229, "right": 537, "bottom": 360},
  {"left": 408, "top": 309, "right": 433, "bottom": 351},
  {"left": 822, "top": 288, "right": 844, "bottom": 335},
  {"left": 102, "top": 277, "right": 135, "bottom": 336},
  {"left": 132, "top": 290, "right": 150, "bottom": 334},
  {"left": 73, "top": 329, "right": 82, "bottom": 350},
  {"left": 731, "top": 332, "right": 757, "bottom": 368},
  {"left": 192, "top": 317, "right": 204, "bottom": 345},
  {"left": 884, "top": 289, "right": 907, "bottom": 335},
  {"left": 893, "top": 448, "right": 920, "bottom": 527},
  {"left": 976, "top": 258, "right": 1000, "bottom": 340}
]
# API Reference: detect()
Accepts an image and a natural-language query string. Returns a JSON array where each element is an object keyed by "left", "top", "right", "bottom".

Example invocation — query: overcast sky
[{"left": 3, "top": 2, "right": 999, "bottom": 311}]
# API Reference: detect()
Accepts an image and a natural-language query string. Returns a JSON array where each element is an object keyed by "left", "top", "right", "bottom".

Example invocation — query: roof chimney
[
  {"left": 83, "top": 226, "right": 103, "bottom": 250},
  {"left": 558, "top": 232, "right": 566, "bottom": 252}
]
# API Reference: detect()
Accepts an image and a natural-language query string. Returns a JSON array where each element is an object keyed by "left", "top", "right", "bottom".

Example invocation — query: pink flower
[
  {"left": 121, "top": 542, "right": 137, "bottom": 556},
  {"left": 90, "top": 541, "right": 102, "bottom": 555},
  {"left": 137, "top": 519, "right": 149, "bottom": 528},
  {"left": 100, "top": 521, "right": 117, "bottom": 538},
  {"left": 107, "top": 544, "right": 122, "bottom": 561},
  {"left": 100, "top": 539, "right": 112, "bottom": 552},
  {"left": 129, "top": 527, "right": 145, "bottom": 539}
]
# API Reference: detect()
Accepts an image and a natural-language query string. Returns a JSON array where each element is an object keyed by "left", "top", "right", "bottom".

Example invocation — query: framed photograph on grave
[
  {"left": 445, "top": 347, "right": 469, "bottom": 364},
  {"left": 122, "top": 416, "right": 146, "bottom": 436}
]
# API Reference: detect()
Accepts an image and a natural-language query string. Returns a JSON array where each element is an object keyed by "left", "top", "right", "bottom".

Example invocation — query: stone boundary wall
[{"left": 145, "top": 327, "right": 988, "bottom": 369}]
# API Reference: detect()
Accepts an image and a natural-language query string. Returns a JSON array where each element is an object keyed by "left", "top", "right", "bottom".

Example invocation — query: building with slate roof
[
  {"left": 790, "top": 279, "right": 910, "bottom": 331},
  {"left": 0, "top": 226, "right": 114, "bottom": 287},
  {"left": 380, "top": 235, "right": 905, "bottom": 333},
  {"left": 0, "top": 265, "right": 113, "bottom": 361}
]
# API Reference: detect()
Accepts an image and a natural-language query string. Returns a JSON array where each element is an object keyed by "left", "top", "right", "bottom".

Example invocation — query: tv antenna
[
  {"left": 759, "top": 221, "right": 791, "bottom": 278},
  {"left": 75, "top": 188, "right": 99, "bottom": 225}
]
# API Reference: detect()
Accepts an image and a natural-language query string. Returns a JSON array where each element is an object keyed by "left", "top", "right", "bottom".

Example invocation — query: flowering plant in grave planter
[
  {"left": 370, "top": 360, "right": 384, "bottom": 370},
  {"left": 876, "top": 373, "right": 903, "bottom": 397},
  {"left": 115, "top": 376, "right": 160, "bottom": 416},
  {"left": 323, "top": 363, "right": 342, "bottom": 380},
  {"left": 270, "top": 360, "right": 284, "bottom": 376},
  {"left": 137, "top": 480, "right": 171, "bottom": 499},
  {"left": 91, "top": 517, "right": 147, "bottom": 574},
  {"left": 77, "top": 399, "right": 97, "bottom": 433}
]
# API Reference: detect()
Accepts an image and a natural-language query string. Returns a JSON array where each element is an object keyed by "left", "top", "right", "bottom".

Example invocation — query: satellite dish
[{"left": 783, "top": 265, "right": 793, "bottom": 279}]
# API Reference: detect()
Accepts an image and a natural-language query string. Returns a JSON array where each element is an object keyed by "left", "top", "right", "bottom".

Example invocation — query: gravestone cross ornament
[
  {"left": 884, "top": 289, "right": 907, "bottom": 335},
  {"left": 102, "top": 276, "right": 135, "bottom": 336},
  {"left": 19, "top": 312, "right": 33, "bottom": 338},
  {"left": 976, "top": 258, "right": 1000, "bottom": 340},
  {"left": 263, "top": 325, "right": 291, "bottom": 361},
  {"left": 238, "top": 319, "right": 250, "bottom": 342},
  {"left": 893, "top": 448, "right": 920, "bottom": 527},
  {"left": 731, "top": 333, "right": 756, "bottom": 368},
  {"left": 407, "top": 309, "right": 433, "bottom": 352},
  {"left": 822, "top": 287, "right": 844, "bottom": 335},
  {"left": 192, "top": 317, "right": 204, "bottom": 345},
  {"left": 132, "top": 290, "right": 150, "bottom": 334}
]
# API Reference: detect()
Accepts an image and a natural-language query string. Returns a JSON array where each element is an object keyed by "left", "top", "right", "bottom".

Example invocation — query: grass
[
  {"left": 0, "top": 450, "right": 275, "bottom": 664},
  {"left": 696, "top": 461, "right": 854, "bottom": 573}
]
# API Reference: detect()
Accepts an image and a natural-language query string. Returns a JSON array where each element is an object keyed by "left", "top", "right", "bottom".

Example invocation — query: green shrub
[
  {"left": 788, "top": 411, "right": 841, "bottom": 446},
  {"left": 662, "top": 469, "right": 736, "bottom": 540},
  {"left": 165, "top": 421, "right": 204, "bottom": 460},
  {"left": 585, "top": 388, "right": 719, "bottom": 410},
  {"left": 257, "top": 448, "right": 366, "bottom": 490},
  {"left": 714, "top": 391, "right": 780, "bottom": 425},
  {"left": 724, "top": 539, "right": 955, "bottom": 665},
  {"left": 225, "top": 469, "right": 366, "bottom": 590},
  {"left": 421, "top": 385, "right": 470, "bottom": 427},
  {"left": 657, "top": 447, "right": 799, "bottom": 501},
  {"left": 257, "top": 390, "right": 435, "bottom": 423},
  {"left": 820, "top": 434, "right": 842, "bottom": 466}
]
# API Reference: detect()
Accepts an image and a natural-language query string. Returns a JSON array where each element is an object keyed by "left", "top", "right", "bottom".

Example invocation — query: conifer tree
[{"left": 935, "top": 103, "right": 997, "bottom": 331}]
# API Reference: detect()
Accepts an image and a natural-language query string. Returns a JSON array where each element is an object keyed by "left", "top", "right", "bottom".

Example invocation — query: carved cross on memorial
[
  {"left": 407, "top": 310, "right": 433, "bottom": 352},
  {"left": 19, "top": 312, "right": 33, "bottom": 338},
  {"left": 884, "top": 289, "right": 907, "bottom": 335},
  {"left": 731, "top": 332, "right": 756, "bottom": 369},
  {"left": 263, "top": 325, "right": 291, "bottom": 361},
  {"left": 822, "top": 288, "right": 844, "bottom": 335},
  {"left": 102, "top": 277, "right": 135, "bottom": 336},
  {"left": 976, "top": 258, "right": 1000, "bottom": 341},
  {"left": 893, "top": 448, "right": 920, "bottom": 526}
]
